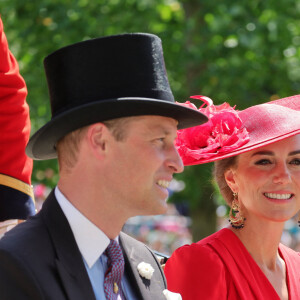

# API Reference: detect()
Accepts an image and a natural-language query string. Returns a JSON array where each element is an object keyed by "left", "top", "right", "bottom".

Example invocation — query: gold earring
[{"left": 229, "top": 192, "right": 246, "bottom": 229}]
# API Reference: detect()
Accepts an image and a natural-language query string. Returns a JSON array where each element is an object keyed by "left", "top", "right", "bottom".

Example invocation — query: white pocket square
[{"left": 163, "top": 289, "right": 182, "bottom": 300}]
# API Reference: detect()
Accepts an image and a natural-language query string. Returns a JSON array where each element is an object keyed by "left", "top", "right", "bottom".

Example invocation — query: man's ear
[
  {"left": 86, "top": 123, "right": 108, "bottom": 158},
  {"left": 224, "top": 168, "right": 238, "bottom": 193}
]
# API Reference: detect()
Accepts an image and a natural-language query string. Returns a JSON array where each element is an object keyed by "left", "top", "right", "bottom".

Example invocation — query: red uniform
[{"left": 0, "top": 17, "right": 35, "bottom": 220}]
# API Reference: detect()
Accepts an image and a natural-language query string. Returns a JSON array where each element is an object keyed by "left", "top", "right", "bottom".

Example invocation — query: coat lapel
[
  {"left": 41, "top": 191, "right": 96, "bottom": 300},
  {"left": 119, "top": 232, "right": 167, "bottom": 300}
]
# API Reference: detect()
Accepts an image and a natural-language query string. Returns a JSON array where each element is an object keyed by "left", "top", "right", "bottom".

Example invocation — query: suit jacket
[{"left": 0, "top": 190, "right": 167, "bottom": 300}]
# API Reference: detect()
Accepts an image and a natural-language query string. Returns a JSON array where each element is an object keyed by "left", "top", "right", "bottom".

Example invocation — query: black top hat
[{"left": 26, "top": 33, "right": 207, "bottom": 160}]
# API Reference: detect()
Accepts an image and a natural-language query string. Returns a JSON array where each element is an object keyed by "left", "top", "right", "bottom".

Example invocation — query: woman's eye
[
  {"left": 255, "top": 159, "right": 271, "bottom": 165},
  {"left": 290, "top": 158, "right": 300, "bottom": 165}
]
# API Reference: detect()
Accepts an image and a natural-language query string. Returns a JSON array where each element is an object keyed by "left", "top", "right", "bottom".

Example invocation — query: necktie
[{"left": 104, "top": 239, "right": 125, "bottom": 300}]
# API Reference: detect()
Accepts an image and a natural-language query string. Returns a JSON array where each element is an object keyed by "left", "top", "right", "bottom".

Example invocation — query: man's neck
[{"left": 57, "top": 180, "right": 127, "bottom": 239}]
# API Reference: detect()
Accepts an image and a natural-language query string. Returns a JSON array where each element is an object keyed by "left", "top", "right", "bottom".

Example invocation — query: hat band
[{"left": 51, "top": 89, "right": 174, "bottom": 118}]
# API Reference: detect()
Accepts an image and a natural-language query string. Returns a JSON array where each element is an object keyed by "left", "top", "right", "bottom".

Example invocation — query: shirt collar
[{"left": 55, "top": 186, "right": 115, "bottom": 268}]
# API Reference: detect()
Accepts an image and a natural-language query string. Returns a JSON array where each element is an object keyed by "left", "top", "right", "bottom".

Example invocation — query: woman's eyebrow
[
  {"left": 289, "top": 150, "right": 300, "bottom": 156},
  {"left": 251, "top": 151, "right": 274, "bottom": 157},
  {"left": 251, "top": 150, "right": 300, "bottom": 157}
]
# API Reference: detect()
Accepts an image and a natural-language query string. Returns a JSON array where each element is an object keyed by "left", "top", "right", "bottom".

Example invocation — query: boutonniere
[
  {"left": 163, "top": 289, "right": 182, "bottom": 300},
  {"left": 137, "top": 262, "right": 155, "bottom": 280}
]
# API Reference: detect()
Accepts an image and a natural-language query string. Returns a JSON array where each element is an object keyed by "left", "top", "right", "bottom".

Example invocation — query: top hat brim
[{"left": 26, "top": 97, "right": 208, "bottom": 160}]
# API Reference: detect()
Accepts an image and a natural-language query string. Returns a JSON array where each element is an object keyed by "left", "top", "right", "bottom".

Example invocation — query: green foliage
[
  {"left": 2, "top": 0, "right": 300, "bottom": 239},
  {"left": 1, "top": 0, "right": 185, "bottom": 187}
]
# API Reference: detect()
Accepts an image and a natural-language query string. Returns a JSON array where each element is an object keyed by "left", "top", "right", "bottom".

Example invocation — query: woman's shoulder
[
  {"left": 167, "top": 229, "right": 229, "bottom": 267},
  {"left": 197, "top": 227, "right": 233, "bottom": 245},
  {"left": 279, "top": 243, "right": 300, "bottom": 297},
  {"left": 279, "top": 243, "right": 300, "bottom": 261},
  {"left": 165, "top": 230, "right": 229, "bottom": 297}
]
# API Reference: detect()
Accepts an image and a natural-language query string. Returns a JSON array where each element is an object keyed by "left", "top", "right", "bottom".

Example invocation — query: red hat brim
[{"left": 181, "top": 95, "right": 300, "bottom": 165}]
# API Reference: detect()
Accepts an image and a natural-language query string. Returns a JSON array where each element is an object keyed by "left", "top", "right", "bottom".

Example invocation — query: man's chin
[
  {"left": 151, "top": 201, "right": 168, "bottom": 215},
  {"left": 137, "top": 205, "right": 168, "bottom": 217}
]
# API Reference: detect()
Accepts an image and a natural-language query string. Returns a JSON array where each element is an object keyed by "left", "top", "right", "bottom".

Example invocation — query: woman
[{"left": 164, "top": 95, "right": 300, "bottom": 299}]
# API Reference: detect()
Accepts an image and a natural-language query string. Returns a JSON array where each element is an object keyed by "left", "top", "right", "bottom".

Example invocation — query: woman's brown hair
[{"left": 213, "top": 155, "right": 238, "bottom": 205}]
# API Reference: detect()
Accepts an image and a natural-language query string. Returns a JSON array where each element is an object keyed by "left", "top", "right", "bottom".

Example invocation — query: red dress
[{"left": 164, "top": 228, "right": 300, "bottom": 299}]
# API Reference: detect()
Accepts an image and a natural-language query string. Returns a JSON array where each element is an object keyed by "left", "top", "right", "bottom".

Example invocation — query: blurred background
[{"left": 2, "top": 0, "right": 299, "bottom": 252}]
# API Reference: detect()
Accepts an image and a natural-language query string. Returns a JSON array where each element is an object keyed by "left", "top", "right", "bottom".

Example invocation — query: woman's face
[{"left": 225, "top": 134, "right": 300, "bottom": 223}]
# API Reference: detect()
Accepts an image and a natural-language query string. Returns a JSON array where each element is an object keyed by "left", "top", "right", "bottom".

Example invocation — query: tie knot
[{"left": 106, "top": 239, "right": 124, "bottom": 263}]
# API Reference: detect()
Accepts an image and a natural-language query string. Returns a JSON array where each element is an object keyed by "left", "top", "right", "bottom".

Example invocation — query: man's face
[{"left": 106, "top": 115, "right": 184, "bottom": 217}]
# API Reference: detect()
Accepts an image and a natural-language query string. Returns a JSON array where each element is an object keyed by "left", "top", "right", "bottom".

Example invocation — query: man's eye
[{"left": 255, "top": 159, "right": 271, "bottom": 165}]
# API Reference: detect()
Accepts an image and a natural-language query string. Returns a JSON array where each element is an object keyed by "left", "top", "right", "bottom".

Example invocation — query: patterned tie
[{"left": 104, "top": 239, "right": 125, "bottom": 300}]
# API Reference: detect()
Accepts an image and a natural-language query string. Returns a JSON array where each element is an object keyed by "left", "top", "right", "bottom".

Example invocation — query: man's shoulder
[
  {"left": 120, "top": 231, "right": 148, "bottom": 247},
  {"left": 0, "top": 213, "right": 48, "bottom": 255},
  {"left": 120, "top": 232, "right": 168, "bottom": 264},
  {"left": 120, "top": 231, "right": 158, "bottom": 257},
  {"left": 120, "top": 231, "right": 168, "bottom": 296}
]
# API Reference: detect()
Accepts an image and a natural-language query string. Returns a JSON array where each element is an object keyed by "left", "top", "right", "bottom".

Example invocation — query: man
[
  {"left": 0, "top": 17, "right": 35, "bottom": 234},
  {"left": 0, "top": 33, "right": 207, "bottom": 299}
]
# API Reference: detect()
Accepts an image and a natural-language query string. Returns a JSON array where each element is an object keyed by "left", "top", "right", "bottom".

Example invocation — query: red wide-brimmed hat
[{"left": 176, "top": 95, "right": 300, "bottom": 166}]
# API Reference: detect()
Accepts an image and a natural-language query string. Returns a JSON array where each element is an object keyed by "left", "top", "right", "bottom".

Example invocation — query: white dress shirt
[{"left": 55, "top": 187, "right": 137, "bottom": 300}]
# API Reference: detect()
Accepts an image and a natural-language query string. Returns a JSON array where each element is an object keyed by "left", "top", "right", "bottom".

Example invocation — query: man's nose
[{"left": 167, "top": 145, "right": 184, "bottom": 174}]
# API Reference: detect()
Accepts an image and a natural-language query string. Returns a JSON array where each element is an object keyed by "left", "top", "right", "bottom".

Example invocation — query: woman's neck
[
  {"left": 229, "top": 217, "right": 284, "bottom": 270},
  {"left": 228, "top": 217, "right": 289, "bottom": 300}
]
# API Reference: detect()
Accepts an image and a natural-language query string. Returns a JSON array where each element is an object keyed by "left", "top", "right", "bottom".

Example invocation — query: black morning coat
[{"left": 0, "top": 190, "right": 167, "bottom": 300}]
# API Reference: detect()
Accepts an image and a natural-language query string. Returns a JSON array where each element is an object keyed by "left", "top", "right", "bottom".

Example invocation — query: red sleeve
[
  {"left": 164, "top": 243, "right": 228, "bottom": 299},
  {"left": 0, "top": 16, "right": 35, "bottom": 220},
  {"left": 0, "top": 17, "right": 32, "bottom": 183}
]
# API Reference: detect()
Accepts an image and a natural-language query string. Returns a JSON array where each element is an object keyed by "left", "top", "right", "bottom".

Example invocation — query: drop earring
[{"left": 229, "top": 192, "right": 246, "bottom": 229}]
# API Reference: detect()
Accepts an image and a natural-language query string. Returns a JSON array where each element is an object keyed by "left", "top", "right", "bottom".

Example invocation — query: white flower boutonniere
[
  {"left": 163, "top": 289, "right": 182, "bottom": 300},
  {"left": 137, "top": 262, "right": 155, "bottom": 280}
]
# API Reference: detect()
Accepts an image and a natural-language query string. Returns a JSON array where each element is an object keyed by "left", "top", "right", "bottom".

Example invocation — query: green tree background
[{"left": 1, "top": 0, "right": 300, "bottom": 241}]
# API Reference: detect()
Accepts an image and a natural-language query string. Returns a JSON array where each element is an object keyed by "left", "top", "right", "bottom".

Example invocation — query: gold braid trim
[{"left": 0, "top": 174, "right": 34, "bottom": 199}]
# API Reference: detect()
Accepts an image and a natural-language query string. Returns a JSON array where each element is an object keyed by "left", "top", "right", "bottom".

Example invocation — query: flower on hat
[
  {"left": 137, "top": 262, "right": 155, "bottom": 280},
  {"left": 163, "top": 289, "right": 182, "bottom": 300},
  {"left": 176, "top": 95, "right": 249, "bottom": 165}
]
